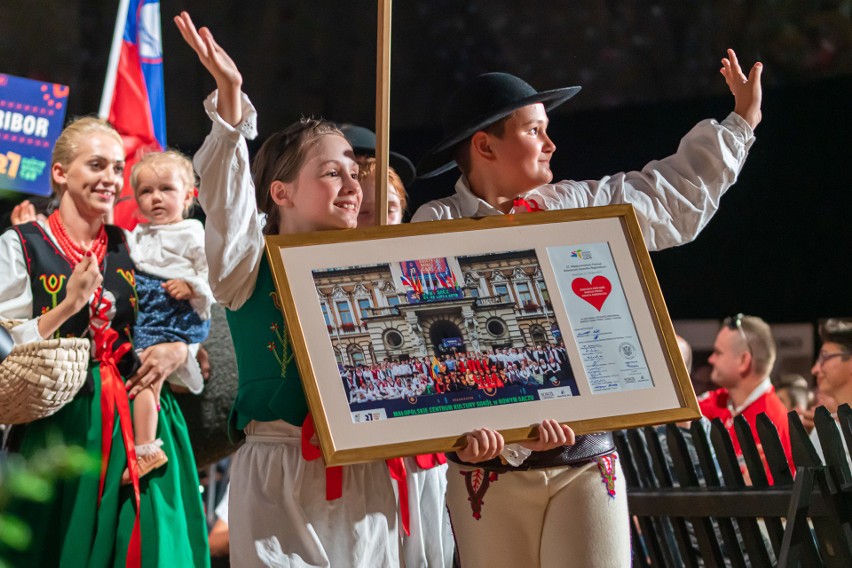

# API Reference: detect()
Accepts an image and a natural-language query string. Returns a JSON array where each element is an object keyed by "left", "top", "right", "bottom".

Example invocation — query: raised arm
[
  {"left": 175, "top": 12, "right": 264, "bottom": 310},
  {"left": 547, "top": 50, "right": 763, "bottom": 251}
]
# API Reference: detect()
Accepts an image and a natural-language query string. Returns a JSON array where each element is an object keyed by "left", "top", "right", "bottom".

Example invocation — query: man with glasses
[
  {"left": 700, "top": 314, "right": 794, "bottom": 477},
  {"left": 809, "top": 318, "right": 852, "bottom": 466}
]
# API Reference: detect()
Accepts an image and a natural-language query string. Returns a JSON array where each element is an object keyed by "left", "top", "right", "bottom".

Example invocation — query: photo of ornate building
[{"left": 313, "top": 249, "right": 562, "bottom": 367}]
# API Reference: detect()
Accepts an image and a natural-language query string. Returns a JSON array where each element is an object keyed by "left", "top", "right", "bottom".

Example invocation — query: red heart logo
[{"left": 571, "top": 276, "right": 612, "bottom": 311}]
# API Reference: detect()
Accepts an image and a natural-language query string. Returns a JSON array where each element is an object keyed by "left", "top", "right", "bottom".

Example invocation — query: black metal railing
[{"left": 616, "top": 404, "right": 852, "bottom": 567}]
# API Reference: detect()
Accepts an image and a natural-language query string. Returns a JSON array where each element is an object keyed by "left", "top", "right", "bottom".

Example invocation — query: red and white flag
[{"left": 99, "top": 0, "right": 167, "bottom": 230}]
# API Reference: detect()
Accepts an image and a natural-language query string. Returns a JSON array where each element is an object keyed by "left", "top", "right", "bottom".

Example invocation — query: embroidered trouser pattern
[{"left": 446, "top": 454, "right": 630, "bottom": 568}]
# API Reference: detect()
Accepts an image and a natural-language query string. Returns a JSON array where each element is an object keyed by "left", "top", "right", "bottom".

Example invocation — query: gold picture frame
[{"left": 266, "top": 205, "right": 699, "bottom": 466}]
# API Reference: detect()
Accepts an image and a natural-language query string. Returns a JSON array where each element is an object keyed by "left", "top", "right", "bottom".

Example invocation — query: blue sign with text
[{"left": 0, "top": 74, "right": 69, "bottom": 196}]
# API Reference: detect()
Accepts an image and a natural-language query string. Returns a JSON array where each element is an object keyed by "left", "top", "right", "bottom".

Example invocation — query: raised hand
[
  {"left": 174, "top": 11, "right": 242, "bottom": 125},
  {"left": 66, "top": 252, "right": 103, "bottom": 310},
  {"left": 11, "top": 200, "right": 43, "bottom": 225},
  {"left": 721, "top": 48, "right": 763, "bottom": 130},
  {"left": 519, "top": 419, "right": 575, "bottom": 452}
]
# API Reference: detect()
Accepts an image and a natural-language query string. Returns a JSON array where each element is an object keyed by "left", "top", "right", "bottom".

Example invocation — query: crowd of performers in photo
[{"left": 343, "top": 343, "right": 572, "bottom": 404}]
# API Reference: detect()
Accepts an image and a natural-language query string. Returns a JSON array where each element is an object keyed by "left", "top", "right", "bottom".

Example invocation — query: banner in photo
[{"left": 399, "top": 258, "right": 464, "bottom": 303}]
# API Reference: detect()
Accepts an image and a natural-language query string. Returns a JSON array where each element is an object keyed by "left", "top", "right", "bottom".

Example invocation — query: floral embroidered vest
[
  {"left": 12, "top": 222, "right": 137, "bottom": 347},
  {"left": 225, "top": 254, "right": 307, "bottom": 439}
]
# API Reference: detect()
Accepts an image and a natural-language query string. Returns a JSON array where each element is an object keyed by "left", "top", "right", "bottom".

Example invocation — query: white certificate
[{"left": 548, "top": 242, "right": 654, "bottom": 394}]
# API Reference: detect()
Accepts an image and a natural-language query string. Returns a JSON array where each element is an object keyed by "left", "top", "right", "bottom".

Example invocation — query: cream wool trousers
[{"left": 446, "top": 457, "right": 630, "bottom": 567}]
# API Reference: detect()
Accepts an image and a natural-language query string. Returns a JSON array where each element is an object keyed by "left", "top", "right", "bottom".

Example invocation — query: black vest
[{"left": 11, "top": 222, "right": 137, "bottom": 356}]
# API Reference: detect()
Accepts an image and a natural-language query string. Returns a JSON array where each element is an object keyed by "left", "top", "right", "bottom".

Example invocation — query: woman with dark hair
[{"left": 809, "top": 318, "right": 852, "bottom": 466}]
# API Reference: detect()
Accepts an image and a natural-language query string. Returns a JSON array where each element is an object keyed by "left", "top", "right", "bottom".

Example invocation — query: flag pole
[
  {"left": 374, "top": 0, "right": 391, "bottom": 226},
  {"left": 99, "top": 0, "right": 132, "bottom": 119}
]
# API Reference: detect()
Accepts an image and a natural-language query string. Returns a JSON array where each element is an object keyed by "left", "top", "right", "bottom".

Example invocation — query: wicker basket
[{"left": 0, "top": 322, "right": 90, "bottom": 425}]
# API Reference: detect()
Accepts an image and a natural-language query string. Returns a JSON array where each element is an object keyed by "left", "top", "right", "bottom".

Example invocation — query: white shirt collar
[
  {"left": 454, "top": 176, "right": 498, "bottom": 217},
  {"left": 728, "top": 377, "right": 773, "bottom": 417},
  {"left": 454, "top": 176, "right": 543, "bottom": 217}
]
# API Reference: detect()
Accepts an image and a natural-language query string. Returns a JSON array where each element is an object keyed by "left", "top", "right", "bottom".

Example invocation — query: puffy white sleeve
[
  {"left": 548, "top": 112, "right": 755, "bottom": 251},
  {"left": 183, "top": 220, "right": 215, "bottom": 320},
  {"left": 0, "top": 228, "right": 43, "bottom": 344},
  {"left": 411, "top": 200, "right": 452, "bottom": 222},
  {"left": 193, "top": 90, "right": 264, "bottom": 311}
]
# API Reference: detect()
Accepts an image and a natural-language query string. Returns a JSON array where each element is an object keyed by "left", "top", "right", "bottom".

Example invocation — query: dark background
[{"left": 2, "top": 0, "right": 851, "bottom": 323}]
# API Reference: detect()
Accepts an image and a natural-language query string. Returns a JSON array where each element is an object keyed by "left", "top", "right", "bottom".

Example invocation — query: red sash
[
  {"left": 94, "top": 327, "right": 141, "bottom": 568},
  {"left": 415, "top": 453, "right": 447, "bottom": 469},
  {"left": 385, "top": 457, "right": 410, "bottom": 536},
  {"left": 301, "top": 413, "right": 344, "bottom": 500},
  {"left": 300, "top": 413, "right": 412, "bottom": 535}
]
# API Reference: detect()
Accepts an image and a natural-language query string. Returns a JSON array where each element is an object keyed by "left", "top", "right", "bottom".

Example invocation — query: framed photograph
[{"left": 266, "top": 205, "right": 699, "bottom": 465}]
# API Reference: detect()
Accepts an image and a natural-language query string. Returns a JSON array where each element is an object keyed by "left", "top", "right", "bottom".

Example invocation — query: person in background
[
  {"left": 354, "top": 151, "right": 454, "bottom": 568},
  {"left": 808, "top": 318, "right": 852, "bottom": 465},
  {"left": 354, "top": 155, "right": 406, "bottom": 227},
  {"left": 209, "top": 483, "right": 231, "bottom": 564},
  {"left": 338, "top": 123, "right": 416, "bottom": 187},
  {"left": 799, "top": 389, "right": 838, "bottom": 434},
  {"left": 8, "top": 197, "right": 52, "bottom": 227},
  {"left": 774, "top": 373, "right": 812, "bottom": 413},
  {"left": 701, "top": 314, "right": 793, "bottom": 477}
]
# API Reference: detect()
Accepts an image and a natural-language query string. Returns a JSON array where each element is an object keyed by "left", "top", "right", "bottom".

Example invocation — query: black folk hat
[
  {"left": 338, "top": 124, "right": 417, "bottom": 187},
  {"left": 416, "top": 73, "right": 581, "bottom": 179}
]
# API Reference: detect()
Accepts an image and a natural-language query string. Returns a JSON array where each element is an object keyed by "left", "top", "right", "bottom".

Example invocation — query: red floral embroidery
[
  {"left": 267, "top": 323, "right": 294, "bottom": 377},
  {"left": 596, "top": 453, "right": 618, "bottom": 498},
  {"left": 461, "top": 469, "right": 499, "bottom": 520}
]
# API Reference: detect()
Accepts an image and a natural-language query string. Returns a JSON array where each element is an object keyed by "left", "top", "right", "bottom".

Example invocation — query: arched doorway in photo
[{"left": 429, "top": 319, "right": 465, "bottom": 355}]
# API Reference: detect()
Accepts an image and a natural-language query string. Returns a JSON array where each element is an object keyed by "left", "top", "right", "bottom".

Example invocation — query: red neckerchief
[{"left": 513, "top": 196, "right": 542, "bottom": 212}]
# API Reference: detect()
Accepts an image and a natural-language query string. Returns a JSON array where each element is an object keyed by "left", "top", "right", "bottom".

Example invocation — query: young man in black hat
[
  {"left": 413, "top": 50, "right": 761, "bottom": 248},
  {"left": 412, "top": 49, "right": 762, "bottom": 567}
]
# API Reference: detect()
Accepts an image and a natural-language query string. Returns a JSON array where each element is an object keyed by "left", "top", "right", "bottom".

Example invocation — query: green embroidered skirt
[{"left": 2, "top": 366, "right": 210, "bottom": 567}]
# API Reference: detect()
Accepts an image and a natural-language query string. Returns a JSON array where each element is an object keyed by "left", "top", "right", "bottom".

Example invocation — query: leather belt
[{"left": 447, "top": 432, "right": 615, "bottom": 473}]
